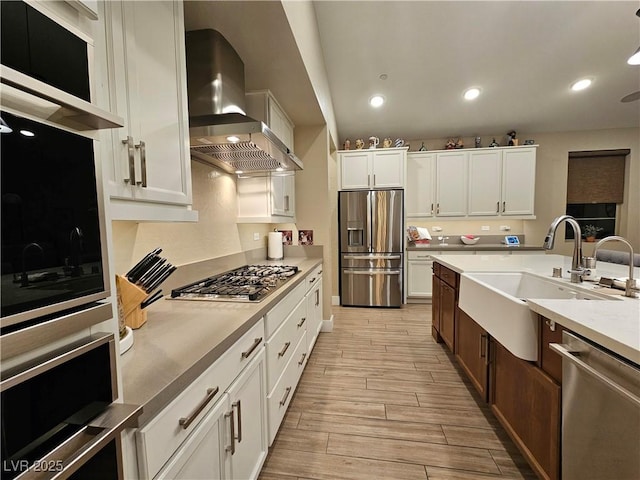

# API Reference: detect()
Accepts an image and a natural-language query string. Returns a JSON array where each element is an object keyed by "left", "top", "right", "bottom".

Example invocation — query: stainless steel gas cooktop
[{"left": 170, "top": 265, "right": 299, "bottom": 302}]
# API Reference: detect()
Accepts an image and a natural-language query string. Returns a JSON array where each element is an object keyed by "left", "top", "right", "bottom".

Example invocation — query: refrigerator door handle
[
  {"left": 366, "top": 191, "right": 372, "bottom": 251},
  {"left": 343, "top": 254, "right": 402, "bottom": 260},
  {"left": 343, "top": 269, "right": 402, "bottom": 275}
]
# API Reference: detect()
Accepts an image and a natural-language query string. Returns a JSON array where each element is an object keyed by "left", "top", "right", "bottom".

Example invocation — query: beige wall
[{"left": 111, "top": 161, "right": 273, "bottom": 275}]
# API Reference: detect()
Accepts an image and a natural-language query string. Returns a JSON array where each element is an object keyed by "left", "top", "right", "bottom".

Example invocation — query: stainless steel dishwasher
[{"left": 551, "top": 332, "right": 640, "bottom": 480}]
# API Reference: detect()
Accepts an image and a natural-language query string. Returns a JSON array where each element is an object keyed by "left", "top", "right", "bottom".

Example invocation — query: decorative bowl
[{"left": 460, "top": 235, "right": 480, "bottom": 245}]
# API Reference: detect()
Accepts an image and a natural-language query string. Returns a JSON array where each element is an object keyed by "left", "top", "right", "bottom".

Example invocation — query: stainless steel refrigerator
[{"left": 339, "top": 189, "right": 404, "bottom": 307}]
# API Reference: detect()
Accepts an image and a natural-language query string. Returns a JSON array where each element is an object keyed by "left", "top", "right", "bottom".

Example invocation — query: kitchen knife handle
[
  {"left": 122, "top": 136, "right": 136, "bottom": 185},
  {"left": 135, "top": 141, "right": 147, "bottom": 187}
]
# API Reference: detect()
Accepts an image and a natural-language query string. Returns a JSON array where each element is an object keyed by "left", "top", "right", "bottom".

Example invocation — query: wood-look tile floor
[{"left": 258, "top": 304, "right": 537, "bottom": 480}]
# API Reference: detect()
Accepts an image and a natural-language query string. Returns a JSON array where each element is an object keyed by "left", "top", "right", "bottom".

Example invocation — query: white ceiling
[{"left": 185, "top": 1, "right": 640, "bottom": 145}]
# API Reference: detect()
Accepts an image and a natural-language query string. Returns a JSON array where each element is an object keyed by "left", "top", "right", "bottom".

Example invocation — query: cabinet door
[
  {"left": 491, "top": 340, "right": 560, "bottom": 480},
  {"left": 227, "top": 349, "right": 268, "bottom": 480},
  {"left": 268, "top": 98, "right": 294, "bottom": 151},
  {"left": 440, "top": 281, "right": 456, "bottom": 352},
  {"left": 156, "top": 394, "right": 229, "bottom": 480},
  {"left": 431, "top": 272, "right": 441, "bottom": 339},
  {"left": 468, "top": 149, "right": 502, "bottom": 216},
  {"left": 271, "top": 174, "right": 295, "bottom": 217},
  {"left": 306, "top": 280, "right": 322, "bottom": 352},
  {"left": 407, "top": 260, "right": 433, "bottom": 298},
  {"left": 436, "top": 151, "right": 467, "bottom": 216},
  {"left": 340, "top": 151, "right": 371, "bottom": 189},
  {"left": 502, "top": 148, "right": 536, "bottom": 215},
  {"left": 455, "top": 309, "right": 489, "bottom": 400},
  {"left": 104, "top": 1, "right": 192, "bottom": 209},
  {"left": 538, "top": 316, "right": 566, "bottom": 385},
  {"left": 372, "top": 149, "right": 405, "bottom": 188},
  {"left": 406, "top": 152, "right": 436, "bottom": 217}
]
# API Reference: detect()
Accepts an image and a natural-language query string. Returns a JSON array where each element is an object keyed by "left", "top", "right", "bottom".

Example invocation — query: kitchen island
[{"left": 430, "top": 253, "right": 639, "bottom": 480}]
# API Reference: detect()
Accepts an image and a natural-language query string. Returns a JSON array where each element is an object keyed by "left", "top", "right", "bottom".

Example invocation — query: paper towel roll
[{"left": 268, "top": 232, "right": 284, "bottom": 260}]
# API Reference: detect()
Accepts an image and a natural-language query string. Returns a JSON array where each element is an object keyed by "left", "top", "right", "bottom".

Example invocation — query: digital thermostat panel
[{"left": 505, "top": 235, "right": 520, "bottom": 245}]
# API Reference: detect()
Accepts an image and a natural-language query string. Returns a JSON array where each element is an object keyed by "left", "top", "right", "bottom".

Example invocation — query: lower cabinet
[
  {"left": 455, "top": 309, "right": 489, "bottom": 401},
  {"left": 490, "top": 339, "right": 561, "bottom": 480},
  {"left": 136, "top": 319, "right": 267, "bottom": 480},
  {"left": 305, "top": 267, "right": 323, "bottom": 351},
  {"left": 432, "top": 263, "right": 457, "bottom": 352},
  {"left": 538, "top": 315, "right": 566, "bottom": 385}
]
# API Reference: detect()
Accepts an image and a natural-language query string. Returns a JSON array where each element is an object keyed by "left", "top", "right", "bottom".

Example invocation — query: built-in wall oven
[{"left": 1, "top": 332, "right": 141, "bottom": 479}]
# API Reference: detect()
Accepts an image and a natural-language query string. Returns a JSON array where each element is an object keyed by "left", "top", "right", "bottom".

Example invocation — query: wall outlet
[
  {"left": 253, "top": 232, "right": 261, "bottom": 241},
  {"left": 500, "top": 225, "right": 511, "bottom": 231},
  {"left": 432, "top": 226, "right": 443, "bottom": 232},
  {"left": 481, "top": 225, "right": 490, "bottom": 231}
]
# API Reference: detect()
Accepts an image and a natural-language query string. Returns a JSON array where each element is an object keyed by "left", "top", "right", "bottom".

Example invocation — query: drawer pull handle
[
  {"left": 279, "top": 386, "right": 292, "bottom": 407},
  {"left": 479, "top": 334, "right": 487, "bottom": 359},
  {"left": 225, "top": 409, "right": 235, "bottom": 454},
  {"left": 241, "top": 337, "right": 263, "bottom": 359},
  {"left": 298, "top": 352, "right": 307, "bottom": 366},
  {"left": 179, "top": 386, "right": 219, "bottom": 430},
  {"left": 278, "top": 341, "right": 291, "bottom": 358},
  {"left": 309, "top": 277, "right": 316, "bottom": 284},
  {"left": 122, "top": 136, "right": 136, "bottom": 185},
  {"left": 297, "top": 317, "right": 306, "bottom": 328},
  {"left": 233, "top": 400, "right": 242, "bottom": 443}
]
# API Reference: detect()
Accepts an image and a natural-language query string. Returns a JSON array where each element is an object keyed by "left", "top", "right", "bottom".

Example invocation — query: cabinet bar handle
[
  {"left": 135, "top": 141, "right": 147, "bottom": 187},
  {"left": 297, "top": 317, "right": 306, "bottom": 328},
  {"left": 279, "top": 386, "right": 292, "bottom": 407},
  {"left": 278, "top": 341, "right": 291, "bottom": 358},
  {"left": 233, "top": 400, "right": 242, "bottom": 443},
  {"left": 284, "top": 194, "right": 290, "bottom": 212},
  {"left": 502, "top": 201, "right": 506, "bottom": 212},
  {"left": 225, "top": 409, "right": 235, "bottom": 454},
  {"left": 436, "top": 203, "right": 440, "bottom": 214},
  {"left": 298, "top": 352, "right": 307, "bottom": 366},
  {"left": 122, "top": 136, "right": 135, "bottom": 185},
  {"left": 479, "top": 334, "right": 487, "bottom": 359},
  {"left": 430, "top": 203, "right": 434, "bottom": 215},
  {"left": 315, "top": 289, "right": 320, "bottom": 306},
  {"left": 373, "top": 174, "right": 376, "bottom": 185},
  {"left": 309, "top": 276, "right": 316, "bottom": 284},
  {"left": 179, "top": 386, "right": 219, "bottom": 430},
  {"left": 496, "top": 201, "right": 500, "bottom": 213},
  {"left": 241, "top": 337, "right": 263, "bottom": 359}
]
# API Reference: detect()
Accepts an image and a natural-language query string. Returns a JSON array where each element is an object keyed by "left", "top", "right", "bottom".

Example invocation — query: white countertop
[{"left": 432, "top": 253, "right": 640, "bottom": 364}]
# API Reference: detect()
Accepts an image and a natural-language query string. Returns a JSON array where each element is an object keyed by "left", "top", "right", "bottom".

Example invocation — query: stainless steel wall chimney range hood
[{"left": 186, "top": 29, "right": 303, "bottom": 174}]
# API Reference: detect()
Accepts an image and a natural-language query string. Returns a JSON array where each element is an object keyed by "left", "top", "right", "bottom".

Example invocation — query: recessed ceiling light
[
  {"left": 235, "top": 170, "right": 243, "bottom": 174},
  {"left": 571, "top": 78, "right": 592, "bottom": 91},
  {"left": 20, "top": 129, "right": 35, "bottom": 137},
  {"left": 227, "top": 135, "right": 240, "bottom": 143},
  {"left": 628, "top": 47, "right": 640, "bottom": 65},
  {"left": 369, "top": 95, "right": 385, "bottom": 108},
  {"left": 463, "top": 88, "right": 481, "bottom": 100}
]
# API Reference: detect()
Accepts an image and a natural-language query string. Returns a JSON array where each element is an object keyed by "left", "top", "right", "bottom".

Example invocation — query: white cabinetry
[
  {"left": 100, "top": 0, "right": 196, "bottom": 222},
  {"left": 237, "top": 173, "right": 295, "bottom": 223},
  {"left": 435, "top": 151, "right": 467, "bottom": 216},
  {"left": 246, "top": 90, "right": 295, "bottom": 152},
  {"left": 501, "top": 147, "right": 536, "bottom": 215},
  {"left": 407, "top": 251, "right": 434, "bottom": 299},
  {"left": 468, "top": 149, "right": 502, "bottom": 216},
  {"left": 338, "top": 148, "right": 407, "bottom": 190},
  {"left": 305, "top": 266, "right": 323, "bottom": 351},
  {"left": 406, "top": 152, "right": 436, "bottom": 217},
  {"left": 405, "top": 146, "right": 536, "bottom": 219},
  {"left": 136, "top": 320, "right": 266, "bottom": 480}
]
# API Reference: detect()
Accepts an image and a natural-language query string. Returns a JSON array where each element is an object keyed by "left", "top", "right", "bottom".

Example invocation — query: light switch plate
[{"left": 253, "top": 233, "right": 260, "bottom": 241}]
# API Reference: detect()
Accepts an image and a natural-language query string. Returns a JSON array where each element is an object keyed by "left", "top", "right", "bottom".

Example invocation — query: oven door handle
[{"left": 22, "top": 403, "right": 142, "bottom": 480}]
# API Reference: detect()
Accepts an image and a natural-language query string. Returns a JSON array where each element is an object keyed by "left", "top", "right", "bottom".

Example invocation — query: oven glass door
[{"left": 1, "top": 110, "right": 107, "bottom": 327}]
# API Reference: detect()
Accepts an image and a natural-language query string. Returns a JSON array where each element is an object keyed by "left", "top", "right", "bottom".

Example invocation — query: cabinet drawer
[
  {"left": 267, "top": 331, "right": 308, "bottom": 445},
  {"left": 306, "top": 265, "right": 323, "bottom": 292},
  {"left": 408, "top": 251, "right": 435, "bottom": 261},
  {"left": 439, "top": 265, "right": 458, "bottom": 288},
  {"left": 136, "top": 318, "right": 264, "bottom": 479},
  {"left": 265, "top": 280, "right": 306, "bottom": 338},
  {"left": 266, "top": 298, "right": 306, "bottom": 392}
]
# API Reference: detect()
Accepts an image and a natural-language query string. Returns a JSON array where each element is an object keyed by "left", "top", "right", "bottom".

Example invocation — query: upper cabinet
[
  {"left": 407, "top": 146, "right": 536, "bottom": 218},
  {"left": 99, "top": 0, "right": 197, "bottom": 222},
  {"left": 237, "top": 173, "right": 296, "bottom": 223},
  {"left": 338, "top": 147, "right": 407, "bottom": 190},
  {"left": 246, "top": 90, "right": 295, "bottom": 153}
]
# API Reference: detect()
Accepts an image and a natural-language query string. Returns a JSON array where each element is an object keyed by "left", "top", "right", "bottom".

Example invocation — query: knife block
[{"left": 116, "top": 275, "right": 148, "bottom": 329}]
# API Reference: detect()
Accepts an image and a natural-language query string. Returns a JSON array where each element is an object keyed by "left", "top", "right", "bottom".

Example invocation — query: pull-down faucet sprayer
[{"left": 543, "top": 215, "right": 585, "bottom": 283}]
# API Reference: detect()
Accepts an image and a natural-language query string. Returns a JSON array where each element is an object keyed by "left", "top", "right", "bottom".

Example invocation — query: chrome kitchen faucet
[{"left": 543, "top": 215, "right": 585, "bottom": 283}]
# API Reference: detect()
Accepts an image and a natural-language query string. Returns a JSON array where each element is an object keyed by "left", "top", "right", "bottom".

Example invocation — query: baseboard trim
[
  {"left": 321, "top": 314, "right": 334, "bottom": 332},
  {"left": 331, "top": 295, "right": 340, "bottom": 305}
]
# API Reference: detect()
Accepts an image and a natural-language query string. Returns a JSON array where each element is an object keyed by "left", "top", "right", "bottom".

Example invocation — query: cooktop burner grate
[{"left": 170, "top": 265, "right": 299, "bottom": 302}]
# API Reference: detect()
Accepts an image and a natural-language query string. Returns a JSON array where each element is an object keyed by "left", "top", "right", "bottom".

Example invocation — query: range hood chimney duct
[{"left": 186, "top": 29, "right": 302, "bottom": 174}]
